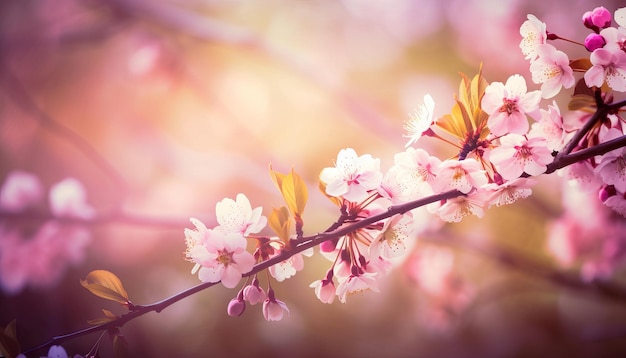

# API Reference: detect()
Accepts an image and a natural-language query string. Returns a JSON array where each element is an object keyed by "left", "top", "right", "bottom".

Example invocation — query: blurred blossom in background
[{"left": 1, "top": 0, "right": 626, "bottom": 357}]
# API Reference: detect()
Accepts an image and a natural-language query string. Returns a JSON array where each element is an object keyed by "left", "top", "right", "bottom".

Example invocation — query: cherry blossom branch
[
  {"left": 22, "top": 109, "right": 626, "bottom": 355},
  {"left": 424, "top": 232, "right": 626, "bottom": 304},
  {"left": 559, "top": 92, "right": 626, "bottom": 156},
  {"left": 0, "top": 65, "right": 128, "bottom": 196},
  {"left": 0, "top": 210, "right": 199, "bottom": 229},
  {"left": 545, "top": 134, "right": 626, "bottom": 174},
  {"left": 22, "top": 189, "right": 462, "bottom": 355}
]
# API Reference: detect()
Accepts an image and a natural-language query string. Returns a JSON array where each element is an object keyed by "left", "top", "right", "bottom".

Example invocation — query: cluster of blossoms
[
  {"left": 184, "top": 192, "right": 311, "bottom": 321},
  {"left": 518, "top": 6, "right": 626, "bottom": 278},
  {"left": 182, "top": 5, "right": 626, "bottom": 321},
  {"left": 0, "top": 171, "right": 94, "bottom": 294}
]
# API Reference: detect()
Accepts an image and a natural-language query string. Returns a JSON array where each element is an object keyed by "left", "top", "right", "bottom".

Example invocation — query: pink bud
[
  {"left": 598, "top": 185, "right": 616, "bottom": 202},
  {"left": 584, "top": 33, "right": 606, "bottom": 52},
  {"left": 583, "top": 7, "right": 611, "bottom": 33},
  {"left": 242, "top": 278, "right": 266, "bottom": 305},
  {"left": 320, "top": 239, "right": 337, "bottom": 253},
  {"left": 227, "top": 297, "right": 246, "bottom": 316}
]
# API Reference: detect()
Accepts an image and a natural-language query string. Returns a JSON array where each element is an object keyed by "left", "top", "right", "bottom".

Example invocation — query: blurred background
[{"left": 2, "top": 0, "right": 626, "bottom": 357}]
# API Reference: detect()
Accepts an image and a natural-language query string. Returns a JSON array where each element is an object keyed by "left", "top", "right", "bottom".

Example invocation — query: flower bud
[
  {"left": 583, "top": 7, "right": 611, "bottom": 33},
  {"left": 320, "top": 238, "right": 337, "bottom": 253},
  {"left": 584, "top": 33, "right": 606, "bottom": 52},
  {"left": 598, "top": 185, "right": 616, "bottom": 203},
  {"left": 227, "top": 297, "right": 246, "bottom": 317},
  {"left": 243, "top": 278, "right": 266, "bottom": 305}
]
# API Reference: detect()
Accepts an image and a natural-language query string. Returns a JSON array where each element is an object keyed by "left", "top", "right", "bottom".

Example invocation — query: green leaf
[{"left": 81, "top": 270, "right": 130, "bottom": 305}]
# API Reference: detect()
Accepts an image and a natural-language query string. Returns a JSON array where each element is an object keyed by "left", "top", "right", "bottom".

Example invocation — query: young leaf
[
  {"left": 0, "top": 320, "right": 20, "bottom": 358},
  {"left": 81, "top": 270, "right": 130, "bottom": 305},
  {"left": 87, "top": 309, "right": 120, "bottom": 325},
  {"left": 113, "top": 333, "right": 132, "bottom": 358},
  {"left": 569, "top": 58, "right": 592, "bottom": 71},
  {"left": 269, "top": 165, "right": 308, "bottom": 216},
  {"left": 318, "top": 181, "right": 342, "bottom": 207},
  {"left": 284, "top": 169, "right": 308, "bottom": 216},
  {"left": 569, "top": 94, "right": 596, "bottom": 111},
  {"left": 268, "top": 206, "right": 292, "bottom": 243}
]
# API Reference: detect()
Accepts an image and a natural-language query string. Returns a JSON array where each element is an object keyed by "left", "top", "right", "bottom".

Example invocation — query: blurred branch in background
[{"left": 2, "top": 0, "right": 626, "bottom": 357}]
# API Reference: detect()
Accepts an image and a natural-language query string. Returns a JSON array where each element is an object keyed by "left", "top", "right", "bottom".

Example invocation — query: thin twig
[
  {"left": 0, "top": 66, "right": 128, "bottom": 196},
  {"left": 0, "top": 210, "right": 199, "bottom": 229},
  {"left": 23, "top": 106, "right": 626, "bottom": 355},
  {"left": 22, "top": 189, "right": 461, "bottom": 354}
]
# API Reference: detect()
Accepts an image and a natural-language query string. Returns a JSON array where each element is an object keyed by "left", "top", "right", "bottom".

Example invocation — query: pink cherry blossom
[
  {"left": 600, "top": 26, "right": 626, "bottom": 53},
  {"left": 615, "top": 7, "right": 626, "bottom": 29},
  {"left": 403, "top": 93, "right": 435, "bottom": 148},
  {"left": 49, "top": 178, "right": 95, "bottom": 220},
  {"left": 490, "top": 134, "right": 553, "bottom": 180},
  {"left": 519, "top": 14, "right": 547, "bottom": 61},
  {"left": 529, "top": 44, "right": 575, "bottom": 98},
  {"left": 0, "top": 221, "right": 90, "bottom": 294},
  {"left": 604, "top": 193, "right": 626, "bottom": 217},
  {"left": 215, "top": 193, "right": 267, "bottom": 236},
  {"left": 243, "top": 278, "right": 266, "bottom": 305},
  {"left": 431, "top": 158, "right": 487, "bottom": 194},
  {"left": 335, "top": 270, "right": 380, "bottom": 303},
  {"left": 584, "top": 47, "right": 626, "bottom": 92},
  {"left": 185, "top": 218, "right": 255, "bottom": 288},
  {"left": 561, "top": 156, "right": 597, "bottom": 191},
  {"left": 407, "top": 246, "right": 454, "bottom": 296},
  {"left": 309, "top": 272, "right": 336, "bottom": 304},
  {"left": 436, "top": 190, "right": 488, "bottom": 223},
  {"left": 528, "top": 101, "right": 569, "bottom": 152},
  {"left": 376, "top": 166, "right": 407, "bottom": 204},
  {"left": 406, "top": 246, "right": 474, "bottom": 331},
  {"left": 483, "top": 177, "right": 536, "bottom": 208},
  {"left": 596, "top": 147, "right": 626, "bottom": 193},
  {"left": 482, "top": 74, "right": 541, "bottom": 136},
  {"left": 263, "top": 289, "right": 289, "bottom": 321},
  {"left": 0, "top": 170, "right": 43, "bottom": 212},
  {"left": 547, "top": 210, "right": 626, "bottom": 281},
  {"left": 319, "top": 148, "right": 383, "bottom": 203},
  {"left": 392, "top": 147, "right": 441, "bottom": 198},
  {"left": 369, "top": 214, "right": 415, "bottom": 260},
  {"left": 268, "top": 247, "right": 312, "bottom": 282}
]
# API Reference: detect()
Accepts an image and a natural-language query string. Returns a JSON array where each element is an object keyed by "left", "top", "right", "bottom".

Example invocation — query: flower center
[
  {"left": 347, "top": 174, "right": 361, "bottom": 185},
  {"left": 516, "top": 145, "right": 532, "bottom": 158},
  {"left": 217, "top": 250, "right": 234, "bottom": 266},
  {"left": 499, "top": 99, "right": 518, "bottom": 115}
]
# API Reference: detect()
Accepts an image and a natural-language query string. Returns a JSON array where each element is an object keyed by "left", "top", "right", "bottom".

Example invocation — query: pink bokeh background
[{"left": 2, "top": 0, "right": 626, "bottom": 357}]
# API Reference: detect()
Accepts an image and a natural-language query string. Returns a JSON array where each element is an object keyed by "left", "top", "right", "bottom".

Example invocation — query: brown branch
[
  {"left": 22, "top": 109, "right": 626, "bottom": 355},
  {"left": 545, "top": 134, "right": 626, "bottom": 174},
  {"left": 424, "top": 233, "right": 626, "bottom": 303},
  {"left": 0, "top": 65, "right": 128, "bottom": 197},
  {"left": 22, "top": 189, "right": 462, "bottom": 355},
  {"left": 0, "top": 210, "right": 200, "bottom": 229}
]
